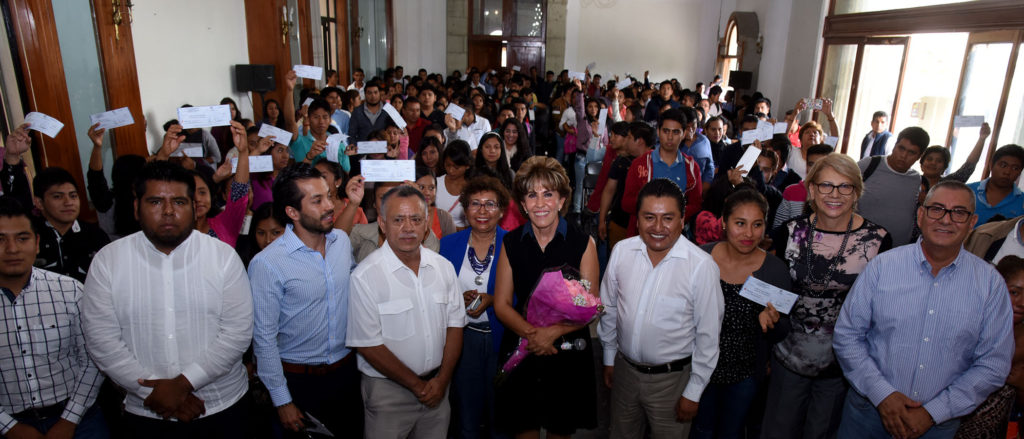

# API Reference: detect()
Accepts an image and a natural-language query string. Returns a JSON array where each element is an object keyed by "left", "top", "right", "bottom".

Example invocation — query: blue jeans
[
  {"left": 15, "top": 403, "right": 109, "bottom": 438},
  {"left": 690, "top": 377, "right": 758, "bottom": 439},
  {"left": 573, "top": 147, "right": 605, "bottom": 213},
  {"left": 452, "top": 326, "right": 505, "bottom": 439},
  {"left": 837, "top": 391, "right": 960, "bottom": 439},
  {"left": 555, "top": 134, "right": 565, "bottom": 164}
]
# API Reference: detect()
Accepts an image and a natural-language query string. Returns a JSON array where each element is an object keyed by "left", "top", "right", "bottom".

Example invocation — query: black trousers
[
  {"left": 124, "top": 393, "right": 251, "bottom": 439},
  {"left": 279, "top": 359, "right": 364, "bottom": 439}
]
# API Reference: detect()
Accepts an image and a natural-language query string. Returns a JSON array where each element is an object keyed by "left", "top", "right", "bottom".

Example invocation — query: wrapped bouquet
[{"left": 498, "top": 265, "right": 603, "bottom": 379}]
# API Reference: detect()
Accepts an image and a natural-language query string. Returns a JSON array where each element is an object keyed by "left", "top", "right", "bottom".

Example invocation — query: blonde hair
[
  {"left": 804, "top": 153, "right": 864, "bottom": 208},
  {"left": 513, "top": 156, "right": 572, "bottom": 215}
]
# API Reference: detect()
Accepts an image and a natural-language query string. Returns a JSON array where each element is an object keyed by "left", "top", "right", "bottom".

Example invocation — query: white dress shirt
[
  {"left": 347, "top": 244, "right": 466, "bottom": 378},
  {"left": 993, "top": 218, "right": 1024, "bottom": 264},
  {"left": 598, "top": 236, "right": 724, "bottom": 402},
  {"left": 82, "top": 231, "right": 253, "bottom": 419}
]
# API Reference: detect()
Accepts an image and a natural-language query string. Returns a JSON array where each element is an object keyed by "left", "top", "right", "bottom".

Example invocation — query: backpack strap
[{"left": 862, "top": 155, "right": 882, "bottom": 183}]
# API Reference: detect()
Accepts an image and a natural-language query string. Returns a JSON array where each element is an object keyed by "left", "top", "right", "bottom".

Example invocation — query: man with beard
[
  {"left": 249, "top": 163, "right": 365, "bottom": 438},
  {"left": 82, "top": 160, "right": 253, "bottom": 437},
  {"left": 349, "top": 82, "right": 389, "bottom": 144}
]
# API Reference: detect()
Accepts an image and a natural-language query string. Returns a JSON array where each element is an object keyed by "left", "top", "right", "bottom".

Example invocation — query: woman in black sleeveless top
[{"left": 493, "top": 156, "right": 599, "bottom": 438}]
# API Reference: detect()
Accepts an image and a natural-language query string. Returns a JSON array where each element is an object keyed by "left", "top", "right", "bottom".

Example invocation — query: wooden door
[
  {"left": 506, "top": 41, "right": 544, "bottom": 74},
  {"left": 468, "top": 40, "right": 502, "bottom": 72}
]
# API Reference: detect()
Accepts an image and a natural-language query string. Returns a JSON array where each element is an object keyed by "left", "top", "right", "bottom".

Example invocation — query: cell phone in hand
[
  {"left": 813, "top": 98, "right": 824, "bottom": 110},
  {"left": 468, "top": 294, "right": 482, "bottom": 311}
]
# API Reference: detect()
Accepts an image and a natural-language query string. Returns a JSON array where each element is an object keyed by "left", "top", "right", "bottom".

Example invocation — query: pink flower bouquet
[{"left": 498, "top": 265, "right": 604, "bottom": 379}]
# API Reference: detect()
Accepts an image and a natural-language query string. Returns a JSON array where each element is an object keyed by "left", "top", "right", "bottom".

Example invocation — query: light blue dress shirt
[
  {"left": 249, "top": 225, "right": 356, "bottom": 406},
  {"left": 834, "top": 242, "right": 1014, "bottom": 424}
]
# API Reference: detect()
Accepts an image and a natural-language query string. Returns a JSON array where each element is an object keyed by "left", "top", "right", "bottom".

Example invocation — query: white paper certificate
[
  {"left": 824, "top": 136, "right": 839, "bottom": 147},
  {"left": 293, "top": 64, "right": 324, "bottom": 80},
  {"left": 231, "top": 155, "right": 274, "bottom": 173},
  {"left": 325, "top": 133, "right": 347, "bottom": 163},
  {"left": 444, "top": 103, "right": 466, "bottom": 122},
  {"left": 181, "top": 143, "right": 205, "bottom": 158},
  {"left": 358, "top": 140, "right": 388, "bottom": 154},
  {"left": 597, "top": 110, "right": 608, "bottom": 136},
  {"left": 89, "top": 107, "right": 135, "bottom": 130},
  {"left": 257, "top": 123, "right": 293, "bottom": 146},
  {"left": 382, "top": 102, "right": 407, "bottom": 129},
  {"left": 756, "top": 120, "right": 774, "bottom": 142},
  {"left": 740, "top": 130, "right": 757, "bottom": 146},
  {"left": 24, "top": 112, "right": 64, "bottom": 138},
  {"left": 302, "top": 97, "right": 314, "bottom": 108},
  {"left": 360, "top": 160, "right": 415, "bottom": 182},
  {"left": 177, "top": 105, "right": 232, "bottom": 129},
  {"left": 736, "top": 145, "right": 761, "bottom": 174},
  {"left": 568, "top": 71, "right": 586, "bottom": 81},
  {"left": 739, "top": 276, "right": 799, "bottom": 314},
  {"left": 953, "top": 115, "right": 984, "bottom": 128},
  {"left": 615, "top": 79, "right": 633, "bottom": 91},
  {"left": 773, "top": 122, "right": 789, "bottom": 134}
]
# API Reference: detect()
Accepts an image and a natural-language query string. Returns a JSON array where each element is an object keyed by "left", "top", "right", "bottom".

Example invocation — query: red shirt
[{"left": 405, "top": 117, "right": 431, "bottom": 155}]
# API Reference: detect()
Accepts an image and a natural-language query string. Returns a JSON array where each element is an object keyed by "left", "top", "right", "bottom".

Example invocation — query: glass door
[
  {"left": 946, "top": 31, "right": 1023, "bottom": 181},
  {"left": 815, "top": 38, "right": 907, "bottom": 155},
  {"left": 356, "top": 0, "right": 389, "bottom": 78}
]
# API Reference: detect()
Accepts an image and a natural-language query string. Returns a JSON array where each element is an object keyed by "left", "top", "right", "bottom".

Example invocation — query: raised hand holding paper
[
  {"left": 257, "top": 123, "right": 293, "bottom": 146},
  {"left": 615, "top": 79, "right": 633, "bottom": 91},
  {"left": 382, "top": 102, "right": 407, "bottom": 129},
  {"left": 231, "top": 156, "right": 274, "bottom": 173},
  {"left": 301, "top": 97, "right": 314, "bottom": 107},
  {"left": 293, "top": 65, "right": 323, "bottom": 80},
  {"left": 736, "top": 146, "right": 761, "bottom": 176},
  {"left": 357, "top": 141, "right": 388, "bottom": 154},
  {"left": 585, "top": 61, "right": 596, "bottom": 71},
  {"left": 325, "top": 133, "right": 347, "bottom": 163},
  {"left": 360, "top": 160, "right": 415, "bottom": 182},
  {"left": 512, "top": 65, "right": 521, "bottom": 72},
  {"left": 89, "top": 107, "right": 135, "bottom": 130},
  {"left": 24, "top": 112, "right": 64, "bottom": 138},
  {"left": 739, "top": 276, "right": 798, "bottom": 314},
  {"left": 444, "top": 103, "right": 466, "bottom": 122},
  {"left": 568, "top": 71, "right": 586, "bottom": 81},
  {"left": 177, "top": 105, "right": 231, "bottom": 129},
  {"left": 597, "top": 111, "right": 608, "bottom": 135},
  {"left": 773, "top": 122, "right": 789, "bottom": 134}
]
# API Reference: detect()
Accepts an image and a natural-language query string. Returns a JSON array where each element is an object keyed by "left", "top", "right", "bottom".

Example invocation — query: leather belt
[
  {"left": 14, "top": 400, "right": 67, "bottom": 421},
  {"left": 419, "top": 367, "right": 440, "bottom": 380},
  {"left": 622, "top": 355, "right": 691, "bottom": 374},
  {"left": 281, "top": 351, "right": 355, "bottom": 376}
]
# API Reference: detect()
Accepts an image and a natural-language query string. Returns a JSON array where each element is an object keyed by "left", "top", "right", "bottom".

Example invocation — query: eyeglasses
[
  {"left": 922, "top": 204, "right": 973, "bottom": 223},
  {"left": 468, "top": 200, "right": 500, "bottom": 212},
  {"left": 814, "top": 182, "right": 856, "bottom": 195}
]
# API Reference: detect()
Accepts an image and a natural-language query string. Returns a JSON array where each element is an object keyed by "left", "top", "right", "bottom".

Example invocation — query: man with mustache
[
  {"left": 348, "top": 185, "right": 465, "bottom": 438},
  {"left": 82, "top": 160, "right": 253, "bottom": 437},
  {"left": 249, "top": 163, "right": 366, "bottom": 438}
]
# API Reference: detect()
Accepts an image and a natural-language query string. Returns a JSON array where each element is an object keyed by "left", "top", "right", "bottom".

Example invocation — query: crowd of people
[{"left": 0, "top": 61, "right": 1022, "bottom": 439}]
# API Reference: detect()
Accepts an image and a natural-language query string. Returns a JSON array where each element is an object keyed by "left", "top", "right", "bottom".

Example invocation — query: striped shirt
[
  {"left": 249, "top": 225, "right": 355, "bottom": 407},
  {"left": 834, "top": 242, "right": 1014, "bottom": 424},
  {"left": 0, "top": 268, "right": 103, "bottom": 433},
  {"left": 82, "top": 231, "right": 253, "bottom": 419}
]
